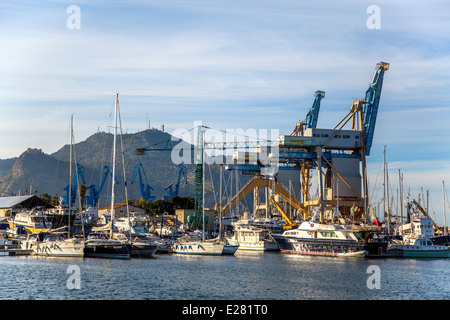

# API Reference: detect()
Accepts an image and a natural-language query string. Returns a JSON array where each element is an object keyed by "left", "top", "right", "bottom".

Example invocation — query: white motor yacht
[
  {"left": 271, "top": 221, "right": 368, "bottom": 257},
  {"left": 226, "top": 225, "right": 279, "bottom": 252},
  {"left": 8, "top": 210, "right": 52, "bottom": 233}
]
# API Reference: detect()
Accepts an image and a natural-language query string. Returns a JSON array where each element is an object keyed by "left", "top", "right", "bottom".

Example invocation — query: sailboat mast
[
  {"left": 110, "top": 93, "right": 118, "bottom": 238},
  {"left": 398, "top": 169, "right": 403, "bottom": 235},
  {"left": 383, "top": 146, "right": 391, "bottom": 234},
  {"left": 117, "top": 99, "right": 132, "bottom": 241},
  {"left": 202, "top": 128, "right": 205, "bottom": 242},
  {"left": 443, "top": 181, "right": 448, "bottom": 236},
  {"left": 219, "top": 164, "right": 223, "bottom": 240},
  {"left": 68, "top": 114, "right": 73, "bottom": 238}
]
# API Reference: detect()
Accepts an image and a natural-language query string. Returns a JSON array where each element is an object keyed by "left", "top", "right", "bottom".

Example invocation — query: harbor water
[{"left": 1, "top": 252, "right": 450, "bottom": 300}]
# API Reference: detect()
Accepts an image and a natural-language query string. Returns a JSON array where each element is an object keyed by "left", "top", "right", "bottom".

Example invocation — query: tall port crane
[
  {"left": 306, "top": 90, "right": 325, "bottom": 129},
  {"left": 61, "top": 163, "right": 86, "bottom": 206},
  {"left": 84, "top": 165, "right": 114, "bottom": 207},
  {"left": 362, "top": 61, "right": 390, "bottom": 156},
  {"left": 163, "top": 164, "right": 188, "bottom": 200},
  {"left": 131, "top": 163, "right": 156, "bottom": 202},
  {"left": 291, "top": 90, "right": 325, "bottom": 136}
]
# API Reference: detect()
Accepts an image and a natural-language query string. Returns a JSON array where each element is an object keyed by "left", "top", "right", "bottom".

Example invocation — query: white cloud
[{"left": 0, "top": 0, "right": 449, "bottom": 173}]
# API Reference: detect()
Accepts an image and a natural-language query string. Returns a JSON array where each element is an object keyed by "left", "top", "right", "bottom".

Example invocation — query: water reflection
[{"left": 0, "top": 253, "right": 449, "bottom": 300}]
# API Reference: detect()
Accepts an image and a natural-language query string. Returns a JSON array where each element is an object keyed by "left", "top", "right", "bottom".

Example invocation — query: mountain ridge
[{"left": 0, "top": 129, "right": 197, "bottom": 206}]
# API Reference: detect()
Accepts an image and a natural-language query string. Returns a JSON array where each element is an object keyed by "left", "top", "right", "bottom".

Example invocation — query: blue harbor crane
[
  {"left": 361, "top": 61, "right": 390, "bottom": 156},
  {"left": 134, "top": 62, "right": 389, "bottom": 225},
  {"left": 305, "top": 90, "right": 325, "bottom": 129},
  {"left": 84, "top": 165, "right": 115, "bottom": 207},
  {"left": 290, "top": 90, "right": 325, "bottom": 136},
  {"left": 131, "top": 163, "right": 156, "bottom": 202},
  {"left": 61, "top": 163, "right": 86, "bottom": 206},
  {"left": 163, "top": 164, "right": 188, "bottom": 200}
]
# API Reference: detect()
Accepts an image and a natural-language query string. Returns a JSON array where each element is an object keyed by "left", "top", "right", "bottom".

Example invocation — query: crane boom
[
  {"left": 362, "top": 61, "right": 389, "bottom": 156},
  {"left": 61, "top": 163, "right": 86, "bottom": 206},
  {"left": 85, "top": 165, "right": 114, "bottom": 207},
  {"left": 164, "top": 164, "right": 188, "bottom": 200},
  {"left": 131, "top": 163, "right": 155, "bottom": 202},
  {"left": 306, "top": 90, "right": 325, "bottom": 129},
  {"left": 269, "top": 196, "right": 298, "bottom": 230}
]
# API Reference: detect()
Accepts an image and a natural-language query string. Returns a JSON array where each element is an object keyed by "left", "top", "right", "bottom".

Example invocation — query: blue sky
[{"left": 1, "top": 1, "right": 450, "bottom": 222}]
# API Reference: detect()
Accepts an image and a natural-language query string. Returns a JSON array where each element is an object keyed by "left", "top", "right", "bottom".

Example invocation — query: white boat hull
[
  {"left": 33, "top": 239, "right": 85, "bottom": 257},
  {"left": 173, "top": 242, "right": 224, "bottom": 255}
]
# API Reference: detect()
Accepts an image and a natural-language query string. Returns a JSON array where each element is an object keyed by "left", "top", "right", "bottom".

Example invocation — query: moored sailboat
[
  {"left": 84, "top": 93, "right": 132, "bottom": 259},
  {"left": 21, "top": 116, "right": 85, "bottom": 258},
  {"left": 84, "top": 231, "right": 131, "bottom": 259},
  {"left": 172, "top": 126, "right": 225, "bottom": 256},
  {"left": 172, "top": 233, "right": 225, "bottom": 255},
  {"left": 113, "top": 233, "right": 158, "bottom": 258}
]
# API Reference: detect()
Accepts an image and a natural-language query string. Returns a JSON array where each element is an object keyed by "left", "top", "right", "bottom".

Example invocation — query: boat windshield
[
  {"left": 88, "top": 232, "right": 109, "bottom": 240},
  {"left": 44, "top": 234, "right": 64, "bottom": 242},
  {"left": 31, "top": 217, "right": 45, "bottom": 223},
  {"left": 134, "top": 220, "right": 146, "bottom": 227},
  {"left": 352, "top": 232, "right": 364, "bottom": 241}
]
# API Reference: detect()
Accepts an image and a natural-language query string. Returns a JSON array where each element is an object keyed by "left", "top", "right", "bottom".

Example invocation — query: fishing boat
[
  {"left": 386, "top": 235, "right": 450, "bottom": 258},
  {"left": 226, "top": 225, "right": 279, "bottom": 252},
  {"left": 272, "top": 220, "right": 368, "bottom": 257}
]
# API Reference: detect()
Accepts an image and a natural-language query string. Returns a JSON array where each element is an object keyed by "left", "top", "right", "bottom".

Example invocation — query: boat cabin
[
  {"left": 283, "top": 221, "right": 364, "bottom": 241},
  {"left": 399, "top": 217, "right": 434, "bottom": 237}
]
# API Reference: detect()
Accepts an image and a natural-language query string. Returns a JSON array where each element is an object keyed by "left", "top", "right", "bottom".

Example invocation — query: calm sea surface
[{"left": 0, "top": 252, "right": 449, "bottom": 300}]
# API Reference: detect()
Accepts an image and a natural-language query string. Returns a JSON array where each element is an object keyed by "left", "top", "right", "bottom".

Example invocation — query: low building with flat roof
[{"left": 0, "top": 195, "right": 53, "bottom": 218}]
